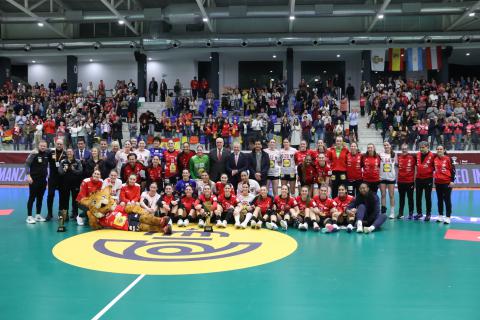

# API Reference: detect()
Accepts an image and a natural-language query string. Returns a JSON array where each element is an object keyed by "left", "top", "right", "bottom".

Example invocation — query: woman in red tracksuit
[
  {"left": 76, "top": 169, "right": 104, "bottom": 226},
  {"left": 346, "top": 142, "right": 363, "bottom": 196},
  {"left": 326, "top": 136, "right": 349, "bottom": 198},
  {"left": 297, "top": 155, "right": 317, "bottom": 196},
  {"left": 361, "top": 143, "right": 381, "bottom": 193},
  {"left": 119, "top": 174, "right": 141, "bottom": 206},
  {"left": 434, "top": 145, "right": 456, "bottom": 224},
  {"left": 396, "top": 144, "right": 416, "bottom": 219}
]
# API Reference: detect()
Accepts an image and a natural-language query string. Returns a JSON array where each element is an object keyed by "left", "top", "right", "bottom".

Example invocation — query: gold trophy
[
  {"left": 204, "top": 212, "right": 213, "bottom": 233},
  {"left": 57, "top": 210, "right": 67, "bottom": 232}
]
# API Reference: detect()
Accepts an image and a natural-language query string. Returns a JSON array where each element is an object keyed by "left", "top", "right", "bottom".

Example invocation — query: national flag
[
  {"left": 371, "top": 49, "right": 386, "bottom": 71},
  {"left": 406, "top": 47, "right": 423, "bottom": 72},
  {"left": 388, "top": 48, "right": 405, "bottom": 72},
  {"left": 425, "top": 46, "right": 443, "bottom": 70}
]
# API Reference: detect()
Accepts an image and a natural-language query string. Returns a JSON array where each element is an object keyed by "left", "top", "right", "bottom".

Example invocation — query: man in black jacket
[
  {"left": 148, "top": 77, "right": 158, "bottom": 102},
  {"left": 46, "top": 138, "right": 66, "bottom": 221},
  {"left": 248, "top": 140, "right": 270, "bottom": 187},
  {"left": 208, "top": 137, "right": 229, "bottom": 182},
  {"left": 226, "top": 142, "right": 249, "bottom": 193},
  {"left": 99, "top": 139, "right": 117, "bottom": 179}
]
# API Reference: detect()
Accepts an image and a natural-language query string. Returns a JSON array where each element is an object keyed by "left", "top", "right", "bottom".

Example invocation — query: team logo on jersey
[{"left": 52, "top": 227, "right": 297, "bottom": 275}]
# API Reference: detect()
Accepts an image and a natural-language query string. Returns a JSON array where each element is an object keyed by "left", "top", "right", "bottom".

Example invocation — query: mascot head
[{"left": 79, "top": 187, "right": 116, "bottom": 218}]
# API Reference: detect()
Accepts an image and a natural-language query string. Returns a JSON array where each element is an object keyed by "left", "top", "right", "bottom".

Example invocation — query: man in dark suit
[
  {"left": 74, "top": 139, "right": 91, "bottom": 178},
  {"left": 148, "top": 77, "right": 159, "bottom": 102},
  {"left": 248, "top": 140, "right": 270, "bottom": 187},
  {"left": 208, "top": 137, "right": 229, "bottom": 182},
  {"left": 226, "top": 142, "right": 249, "bottom": 192},
  {"left": 99, "top": 139, "right": 117, "bottom": 179},
  {"left": 160, "top": 79, "right": 167, "bottom": 102}
]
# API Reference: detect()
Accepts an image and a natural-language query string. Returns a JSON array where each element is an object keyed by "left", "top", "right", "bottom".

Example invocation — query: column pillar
[
  {"left": 0, "top": 57, "right": 11, "bottom": 87},
  {"left": 361, "top": 50, "right": 372, "bottom": 84},
  {"left": 440, "top": 46, "right": 452, "bottom": 84},
  {"left": 134, "top": 51, "right": 147, "bottom": 98},
  {"left": 210, "top": 52, "right": 219, "bottom": 98},
  {"left": 286, "top": 48, "right": 293, "bottom": 92},
  {"left": 66, "top": 55, "right": 78, "bottom": 94}
]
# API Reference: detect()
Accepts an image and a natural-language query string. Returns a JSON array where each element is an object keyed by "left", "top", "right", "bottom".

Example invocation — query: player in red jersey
[
  {"left": 120, "top": 153, "right": 146, "bottom": 184},
  {"left": 295, "top": 186, "right": 317, "bottom": 231},
  {"left": 217, "top": 183, "right": 238, "bottom": 225},
  {"left": 119, "top": 175, "right": 141, "bottom": 206},
  {"left": 194, "top": 185, "right": 219, "bottom": 228},
  {"left": 163, "top": 139, "right": 180, "bottom": 185},
  {"left": 146, "top": 155, "right": 163, "bottom": 190},
  {"left": 177, "top": 185, "right": 197, "bottom": 227},
  {"left": 396, "top": 144, "right": 416, "bottom": 219},
  {"left": 297, "top": 155, "right": 317, "bottom": 196},
  {"left": 314, "top": 153, "right": 332, "bottom": 197},
  {"left": 326, "top": 136, "right": 349, "bottom": 198},
  {"left": 215, "top": 173, "right": 229, "bottom": 197},
  {"left": 251, "top": 186, "right": 275, "bottom": 229},
  {"left": 415, "top": 141, "right": 436, "bottom": 221},
  {"left": 362, "top": 143, "right": 381, "bottom": 193},
  {"left": 157, "top": 184, "right": 180, "bottom": 221},
  {"left": 433, "top": 145, "right": 456, "bottom": 224},
  {"left": 327, "top": 185, "right": 355, "bottom": 233},
  {"left": 294, "top": 140, "right": 310, "bottom": 166},
  {"left": 309, "top": 139, "right": 327, "bottom": 160},
  {"left": 312, "top": 184, "right": 336, "bottom": 232},
  {"left": 274, "top": 185, "right": 298, "bottom": 230},
  {"left": 346, "top": 142, "right": 363, "bottom": 196}
]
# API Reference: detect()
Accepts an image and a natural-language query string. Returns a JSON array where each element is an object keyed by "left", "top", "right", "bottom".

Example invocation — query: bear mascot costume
[{"left": 77, "top": 186, "right": 172, "bottom": 234}]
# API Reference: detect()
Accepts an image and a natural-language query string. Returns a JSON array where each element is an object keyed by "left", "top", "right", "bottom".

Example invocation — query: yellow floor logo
[{"left": 52, "top": 227, "right": 298, "bottom": 275}]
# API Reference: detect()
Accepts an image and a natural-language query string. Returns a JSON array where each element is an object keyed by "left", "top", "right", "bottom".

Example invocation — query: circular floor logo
[{"left": 52, "top": 227, "right": 297, "bottom": 275}]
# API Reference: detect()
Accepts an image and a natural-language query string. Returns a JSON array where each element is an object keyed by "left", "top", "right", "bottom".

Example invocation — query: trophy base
[
  {"left": 204, "top": 225, "right": 213, "bottom": 233},
  {"left": 57, "top": 226, "right": 67, "bottom": 233}
]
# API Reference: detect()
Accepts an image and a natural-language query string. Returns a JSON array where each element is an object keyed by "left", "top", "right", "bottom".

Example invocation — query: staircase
[
  {"left": 348, "top": 100, "right": 384, "bottom": 152},
  {"left": 138, "top": 102, "right": 166, "bottom": 117}
]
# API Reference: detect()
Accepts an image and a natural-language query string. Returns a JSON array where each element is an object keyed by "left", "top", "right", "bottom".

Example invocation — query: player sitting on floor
[
  {"left": 251, "top": 186, "right": 275, "bottom": 230},
  {"left": 234, "top": 183, "right": 256, "bottom": 229},
  {"left": 346, "top": 183, "right": 387, "bottom": 233},
  {"left": 217, "top": 183, "right": 238, "bottom": 226},
  {"left": 274, "top": 185, "right": 298, "bottom": 231},
  {"left": 194, "top": 185, "right": 219, "bottom": 228},
  {"left": 119, "top": 174, "right": 141, "bottom": 206},
  {"left": 157, "top": 184, "right": 179, "bottom": 220},
  {"left": 331, "top": 184, "right": 356, "bottom": 233},
  {"left": 313, "top": 184, "right": 337, "bottom": 232},
  {"left": 177, "top": 185, "right": 196, "bottom": 227},
  {"left": 295, "top": 186, "right": 317, "bottom": 231}
]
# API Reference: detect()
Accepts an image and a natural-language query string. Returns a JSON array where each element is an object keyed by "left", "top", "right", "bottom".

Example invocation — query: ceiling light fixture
[
  {"left": 377, "top": 14, "right": 384, "bottom": 19},
  {"left": 37, "top": 22, "right": 44, "bottom": 27},
  {"left": 118, "top": 20, "right": 125, "bottom": 25},
  {"left": 289, "top": 15, "right": 295, "bottom": 20}
]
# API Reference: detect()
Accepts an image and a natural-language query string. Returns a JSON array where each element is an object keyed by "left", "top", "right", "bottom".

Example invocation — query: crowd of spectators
[{"left": 362, "top": 76, "right": 480, "bottom": 151}]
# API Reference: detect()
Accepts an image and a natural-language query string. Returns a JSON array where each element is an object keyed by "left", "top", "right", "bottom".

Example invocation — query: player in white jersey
[
  {"left": 234, "top": 183, "right": 256, "bottom": 229},
  {"left": 115, "top": 141, "right": 132, "bottom": 173},
  {"left": 264, "top": 139, "right": 282, "bottom": 196},
  {"left": 102, "top": 170, "right": 123, "bottom": 202},
  {"left": 279, "top": 139, "right": 297, "bottom": 195},
  {"left": 134, "top": 140, "right": 151, "bottom": 166},
  {"left": 140, "top": 182, "right": 161, "bottom": 214},
  {"left": 379, "top": 141, "right": 396, "bottom": 219}
]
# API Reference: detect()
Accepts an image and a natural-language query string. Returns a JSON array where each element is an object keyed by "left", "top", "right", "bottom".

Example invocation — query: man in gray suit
[{"left": 208, "top": 137, "right": 229, "bottom": 182}]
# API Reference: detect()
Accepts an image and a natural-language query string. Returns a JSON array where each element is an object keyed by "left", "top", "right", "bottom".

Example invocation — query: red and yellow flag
[{"left": 388, "top": 48, "right": 405, "bottom": 72}]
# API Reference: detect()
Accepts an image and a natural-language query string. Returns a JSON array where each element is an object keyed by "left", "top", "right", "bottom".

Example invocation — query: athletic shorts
[
  {"left": 267, "top": 176, "right": 280, "bottom": 181},
  {"left": 380, "top": 180, "right": 396, "bottom": 185},
  {"left": 281, "top": 174, "right": 297, "bottom": 181}
]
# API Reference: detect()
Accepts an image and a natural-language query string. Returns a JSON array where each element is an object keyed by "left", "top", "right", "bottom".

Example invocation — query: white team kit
[
  {"left": 379, "top": 152, "right": 397, "bottom": 182},
  {"left": 279, "top": 147, "right": 297, "bottom": 177},
  {"left": 264, "top": 148, "right": 282, "bottom": 178}
]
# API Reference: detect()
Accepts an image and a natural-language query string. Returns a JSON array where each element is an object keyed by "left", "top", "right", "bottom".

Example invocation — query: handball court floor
[{"left": 1, "top": 187, "right": 479, "bottom": 320}]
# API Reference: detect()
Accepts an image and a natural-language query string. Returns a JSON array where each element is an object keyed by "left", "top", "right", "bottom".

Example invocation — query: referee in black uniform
[
  {"left": 46, "top": 138, "right": 66, "bottom": 221},
  {"left": 25, "top": 140, "right": 50, "bottom": 224}
]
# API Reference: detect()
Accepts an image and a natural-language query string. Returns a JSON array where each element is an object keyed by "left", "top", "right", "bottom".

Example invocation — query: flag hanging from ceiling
[
  {"left": 425, "top": 46, "right": 443, "bottom": 70},
  {"left": 371, "top": 49, "right": 386, "bottom": 71},
  {"left": 406, "top": 47, "right": 424, "bottom": 72},
  {"left": 388, "top": 48, "right": 405, "bottom": 72}
]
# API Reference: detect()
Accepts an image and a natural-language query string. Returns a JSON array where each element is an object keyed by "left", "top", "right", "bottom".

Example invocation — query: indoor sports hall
[{"left": 1, "top": 0, "right": 480, "bottom": 319}]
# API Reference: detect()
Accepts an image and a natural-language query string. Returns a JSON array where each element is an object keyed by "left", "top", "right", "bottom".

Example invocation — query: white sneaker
[
  {"left": 266, "top": 222, "right": 273, "bottom": 230},
  {"left": 198, "top": 219, "right": 205, "bottom": 228},
  {"left": 256, "top": 221, "right": 263, "bottom": 229},
  {"left": 250, "top": 220, "right": 257, "bottom": 228},
  {"left": 216, "top": 220, "right": 222, "bottom": 227},
  {"left": 436, "top": 216, "right": 444, "bottom": 223},
  {"left": 240, "top": 222, "right": 247, "bottom": 229},
  {"left": 444, "top": 217, "right": 451, "bottom": 224},
  {"left": 303, "top": 223, "right": 308, "bottom": 231},
  {"left": 76, "top": 216, "right": 85, "bottom": 226},
  {"left": 26, "top": 216, "right": 36, "bottom": 224},
  {"left": 177, "top": 219, "right": 184, "bottom": 227},
  {"left": 271, "top": 222, "right": 278, "bottom": 230},
  {"left": 35, "top": 214, "right": 46, "bottom": 222},
  {"left": 280, "top": 220, "right": 288, "bottom": 230},
  {"left": 235, "top": 222, "right": 241, "bottom": 229},
  {"left": 184, "top": 219, "right": 190, "bottom": 227},
  {"left": 298, "top": 223, "right": 306, "bottom": 230},
  {"left": 389, "top": 208, "right": 395, "bottom": 219},
  {"left": 346, "top": 224, "right": 354, "bottom": 233},
  {"left": 222, "top": 220, "right": 228, "bottom": 228},
  {"left": 356, "top": 221, "right": 363, "bottom": 233},
  {"left": 364, "top": 226, "right": 375, "bottom": 233}
]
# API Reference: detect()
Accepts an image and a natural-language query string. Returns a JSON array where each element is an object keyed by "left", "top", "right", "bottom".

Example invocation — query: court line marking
[{"left": 91, "top": 274, "right": 145, "bottom": 320}]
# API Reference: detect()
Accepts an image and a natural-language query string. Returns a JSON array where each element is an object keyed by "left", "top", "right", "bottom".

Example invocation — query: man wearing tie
[
  {"left": 209, "top": 138, "right": 229, "bottom": 182},
  {"left": 226, "top": 142, "right": 248, "bottom": 192},
  {"left": 248, "top": 140, "right": 270, "bottom": 187},
  {"left": 74, "top": 139, "right": 91, "bottom": 177},
  {"left": 99, "top": 139, "right": 117, "bottom": 179}
]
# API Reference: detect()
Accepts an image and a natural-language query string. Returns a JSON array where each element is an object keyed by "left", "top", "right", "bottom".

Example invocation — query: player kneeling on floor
[
  {"left": 321, "top": 184, "right": 355, "bottom": 233},
  {"left": 233, "top": 183, "right": 256, "bottom": 229},
  {"left": 295, "top": 186, "right": 317, "bottom": 231},
  {"left": 346, "top": 183, "right": 387, "bottom": 233},
  {"left": 194, "top": 185, "right": 220, "bottom": 228},
  {"left": 177, "top": 185, "right": 197, "bottom": 227},
  {"left": 312, "top": 184, "right": 337, "bottom": 232},
  {"left": 217, "top": 184, "right": 238, "bottom": 226},
  {"left": 274, "top": 185, "right": 299, "bottom": 231},
  {"left": 157, "top": 184, "right": 180, "bottom": 222},
  {"left": 251, "top": 186, "right": 275, "bottom": 230}
]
